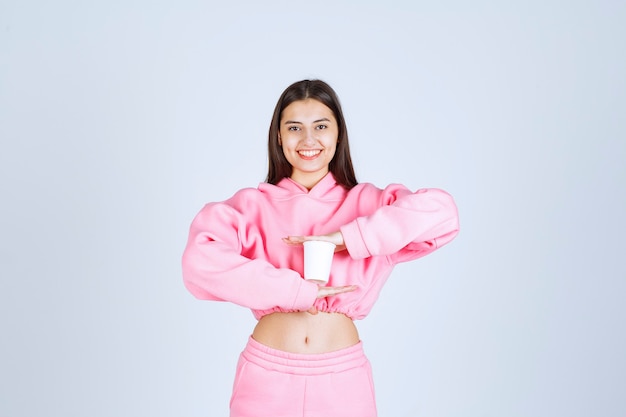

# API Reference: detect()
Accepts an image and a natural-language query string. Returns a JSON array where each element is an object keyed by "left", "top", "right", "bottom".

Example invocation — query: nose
[{"left": 303, "top": 128, "right": 316, "bottom": 144}]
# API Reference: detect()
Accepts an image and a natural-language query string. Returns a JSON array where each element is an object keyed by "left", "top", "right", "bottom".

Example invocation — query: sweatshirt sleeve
[
  {"left": 340, "top": 185, "right": 459, "bottom": 263},
  {"left": 181, "top": 202, "right": 319, "bottom": 311}
]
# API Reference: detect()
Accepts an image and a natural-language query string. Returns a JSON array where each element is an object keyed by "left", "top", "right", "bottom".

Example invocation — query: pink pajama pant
[{"left": 229, "top": 336, "right": 377, "bottom": 417}]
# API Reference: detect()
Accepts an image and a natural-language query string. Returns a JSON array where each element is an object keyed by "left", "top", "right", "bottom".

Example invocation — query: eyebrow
[{"left": 283, "top": 118, "right": 332, "bottom": 125}]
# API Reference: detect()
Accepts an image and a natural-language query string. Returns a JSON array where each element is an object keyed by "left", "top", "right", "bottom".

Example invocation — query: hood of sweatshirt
[{"left": 257, "top": 172, "right": 348, "bottom": 201}]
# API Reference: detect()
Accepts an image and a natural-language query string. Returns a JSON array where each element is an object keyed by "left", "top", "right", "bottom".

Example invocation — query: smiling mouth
[{"left": 298, "top": 150, "right": 321, "bottom": 158}]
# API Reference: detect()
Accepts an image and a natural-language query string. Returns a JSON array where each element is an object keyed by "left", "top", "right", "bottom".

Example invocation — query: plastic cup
[{"left": 303, "top": 240, "right": 336, "bottom": 284}]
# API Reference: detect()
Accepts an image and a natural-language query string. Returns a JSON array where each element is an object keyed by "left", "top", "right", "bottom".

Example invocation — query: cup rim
[{"left": 303, "top": 240, "right": 336, "bottom": 249}]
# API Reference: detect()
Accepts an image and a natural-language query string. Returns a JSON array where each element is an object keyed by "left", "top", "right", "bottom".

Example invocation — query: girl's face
[{"left": 278, "top": 99, "right": 339, "bottom": 189}]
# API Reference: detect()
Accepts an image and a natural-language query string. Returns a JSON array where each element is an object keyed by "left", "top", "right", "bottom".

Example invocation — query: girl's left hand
[{"left": 282, "top": 231, "right": 346, "bottom": 252}]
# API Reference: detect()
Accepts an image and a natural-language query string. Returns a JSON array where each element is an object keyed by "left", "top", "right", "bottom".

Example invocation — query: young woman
[{"left": 182, "top": 79, "right": 460, "bottom": 417}]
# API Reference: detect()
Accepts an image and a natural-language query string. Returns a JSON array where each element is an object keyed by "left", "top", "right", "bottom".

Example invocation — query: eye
[
  {"left": 315, "top": 124, "right": 327, "bottom": 130},
  {"left": 288, "top": 126, "right": 300, "bottom": 131}
]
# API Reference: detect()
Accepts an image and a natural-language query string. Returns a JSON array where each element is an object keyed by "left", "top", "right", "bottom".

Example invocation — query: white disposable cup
[{"left": 303, "top": 240, "right": 336, "bottom": 284}]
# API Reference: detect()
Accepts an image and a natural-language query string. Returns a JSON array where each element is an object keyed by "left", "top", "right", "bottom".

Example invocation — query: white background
[{"left": 1, "top": 1, "right": 625, "bottom": 416}]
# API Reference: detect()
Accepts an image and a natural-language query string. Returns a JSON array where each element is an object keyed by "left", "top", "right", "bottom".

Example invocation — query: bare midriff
[{"left": 252, "top": 311, "right": 360, "bottom": 354}]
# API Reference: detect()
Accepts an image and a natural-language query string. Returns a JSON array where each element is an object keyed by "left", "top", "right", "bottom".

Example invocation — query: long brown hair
[{"left": 266, "top": 79, "right": 358, "bottom": 189}]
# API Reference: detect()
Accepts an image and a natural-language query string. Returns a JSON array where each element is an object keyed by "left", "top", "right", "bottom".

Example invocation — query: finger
[
  {"left": 334, "top": 285, "right": 357, "bottom": 294},
  {"left": 283, "top": 235, "right": 334, "bottom": 245},
  {"left": 282, "top": 236, "right": 307, "bottom": 245},
  {"left": 318, "top": 285, "right": 358, "bottom": 297}
]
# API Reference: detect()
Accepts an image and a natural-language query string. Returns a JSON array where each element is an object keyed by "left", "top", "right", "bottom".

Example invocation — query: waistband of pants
[{"left": 242, "top": 336, "right": 368, "bottom": 375}]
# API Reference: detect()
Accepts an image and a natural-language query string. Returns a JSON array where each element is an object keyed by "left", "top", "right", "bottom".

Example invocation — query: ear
[{"left": 278, "top": 133, "right": 282, "bottom": 146}]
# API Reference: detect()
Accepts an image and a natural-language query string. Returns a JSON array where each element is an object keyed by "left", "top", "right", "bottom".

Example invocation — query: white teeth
[{"left": 299, "top": 150, "right": 321, "bottom": 157}]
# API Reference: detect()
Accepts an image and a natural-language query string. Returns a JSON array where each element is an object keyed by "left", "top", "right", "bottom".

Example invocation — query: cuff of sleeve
[
  {"left": 290, "top": 279, "right": 319, "bottom": 311},
  {"left": 340, "top": 219, "right": 371, "bottom": 260}
]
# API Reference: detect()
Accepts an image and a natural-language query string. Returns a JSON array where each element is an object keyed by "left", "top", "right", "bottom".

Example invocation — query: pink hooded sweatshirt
[{"left": 182, "top": 173, "right": 459, "bottom": 320}]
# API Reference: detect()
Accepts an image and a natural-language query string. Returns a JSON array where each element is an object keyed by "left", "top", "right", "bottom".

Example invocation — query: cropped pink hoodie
[{"left": 182, "top": 173, "right": 459, "bottom": 320}]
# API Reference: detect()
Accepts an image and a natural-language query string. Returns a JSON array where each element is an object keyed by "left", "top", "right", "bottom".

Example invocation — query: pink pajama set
[{"left": 182, "top": 173, "right": 459, "bottom": 417}]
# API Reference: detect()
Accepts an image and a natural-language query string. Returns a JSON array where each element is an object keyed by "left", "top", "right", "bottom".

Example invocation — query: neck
[{"left": 290, "top": 171, "right": 329, "bottom": 190}]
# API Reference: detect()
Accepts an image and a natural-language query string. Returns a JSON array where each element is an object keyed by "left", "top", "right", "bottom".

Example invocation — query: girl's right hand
[{"left": 307, "top": 285, "right": 357, "bottom": 315}]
